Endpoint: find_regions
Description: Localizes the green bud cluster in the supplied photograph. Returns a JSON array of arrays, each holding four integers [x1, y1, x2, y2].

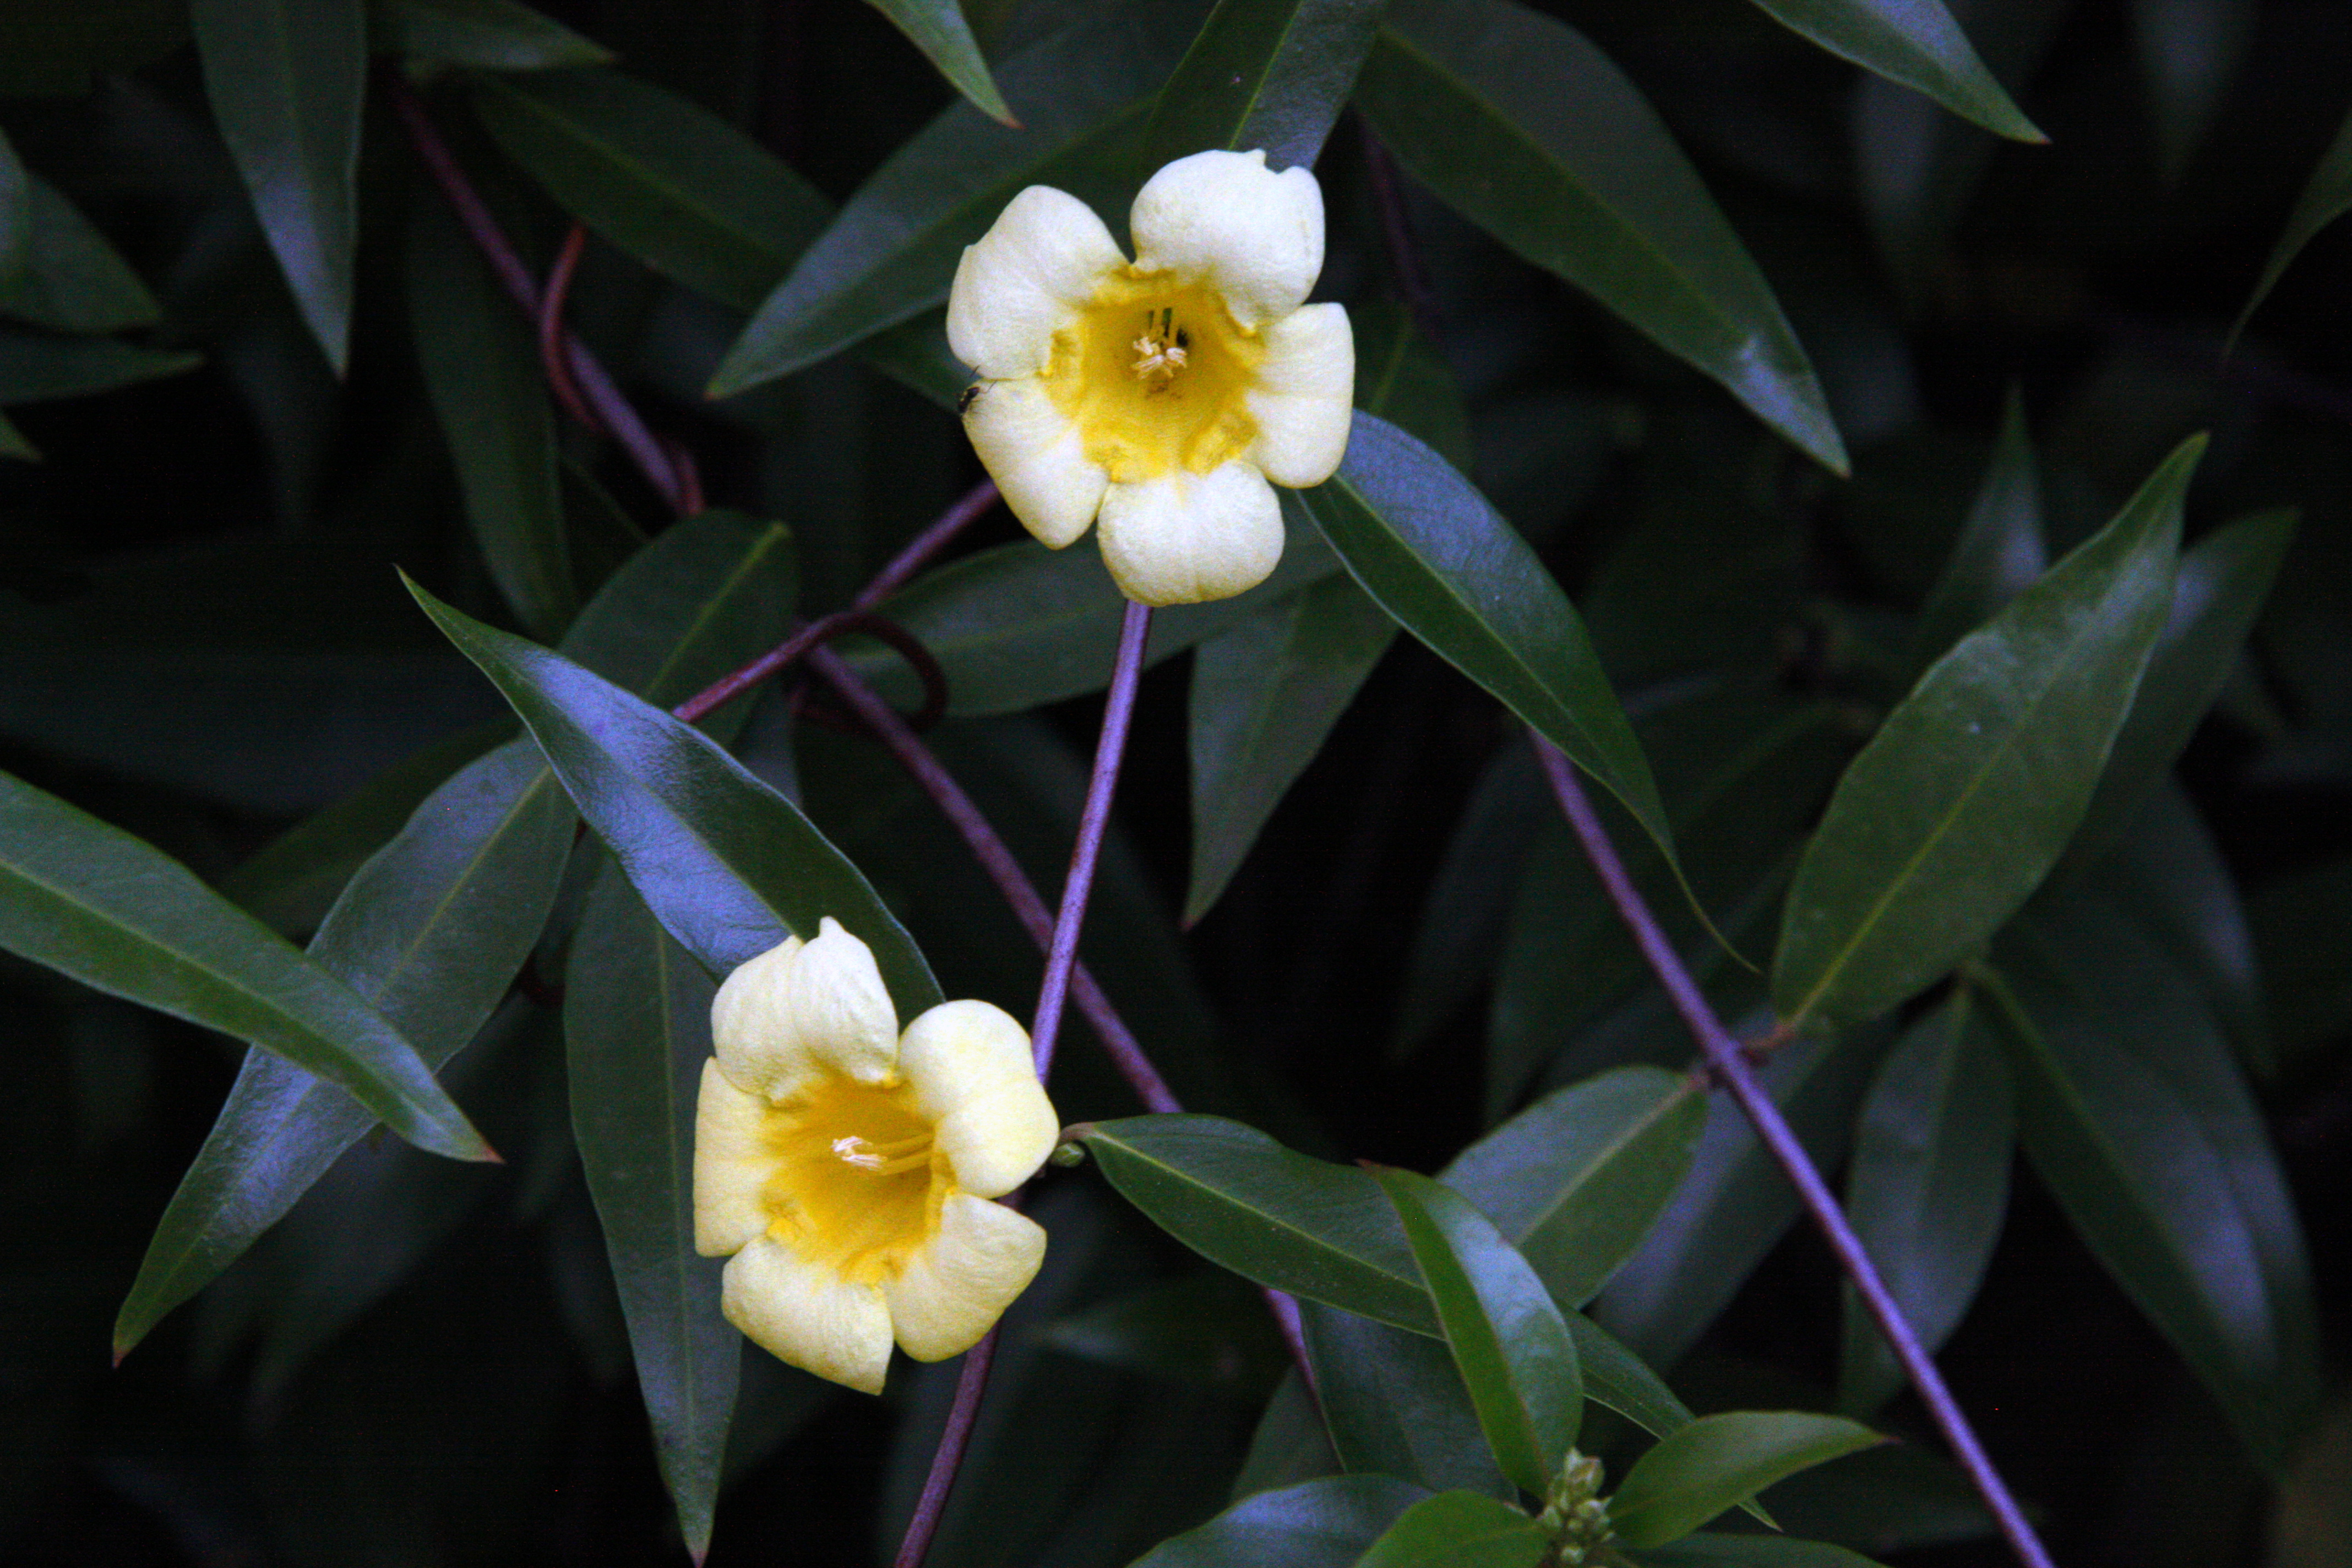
[[1535, 1450, 1615, 1567]]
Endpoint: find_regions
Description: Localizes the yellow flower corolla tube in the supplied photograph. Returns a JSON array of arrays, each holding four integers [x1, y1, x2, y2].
[[693, 918, 1057, 1393], [948, 148, 1354, 607]]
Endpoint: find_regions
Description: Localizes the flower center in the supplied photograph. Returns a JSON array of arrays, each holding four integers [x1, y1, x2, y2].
[[761, 1074, 945, 1281], [1042, 270, 1264, 483]]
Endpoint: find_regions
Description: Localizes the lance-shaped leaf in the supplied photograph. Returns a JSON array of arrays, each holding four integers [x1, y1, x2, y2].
[[0, 769, 491, 1167], [0, 326, 198, 403], [1742, 0, 2040, 142], [1143, 0, 1386, 173], [1569, 1313, 1703, 1447], [1773, 435, 2199, 1027], [1907, 388, 2045, 673], [1988, 894, 2320, 1475], [567, 869, 739, 1561], [1299, 1299, 1512, 1499], [867, 0, 1014, 124], [1608, 1412, 1884, 1548], [1630, 1533, 1891, 1567], [190, 0, 364, 372], [1079, 1115, 1437, 1335], [0, 172, 163, 334], [708, 0, 1194, 394], [840, 510, 1342, 716], [2067, 507, 2296, 865], [1299, 412, 1671, 860], [2236, 104, 2352, 337], [407, 192, 575, 639], [1357, 0, 1846, 473], [1836, 989, 2013, 1415], [1443, 1066, 1707, 1311], [1376, 1168, 1583, 1498], [119, 514, 793, 1359], [377, 0, 613, 72], [408, 578, 942, 1015], [1131, 1474, 1429, 1567], [1186, 574, 1394, 922], [1354, 1490, 1552, 1568], [471, 67, 831, 314], [112, 739, 571, 1355]]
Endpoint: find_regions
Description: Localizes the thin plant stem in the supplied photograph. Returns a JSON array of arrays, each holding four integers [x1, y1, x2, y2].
[[803, 642, 1181, 1114], [1531, 736, 2056, 1568], [854, 479, 1000, 610], [1031, 601, 1152, 1081], [890, 1317, 1000, 1568]]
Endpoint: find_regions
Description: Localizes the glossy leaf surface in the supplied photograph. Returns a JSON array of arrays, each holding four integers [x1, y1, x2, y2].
[[2238, 104, 2352, 335], [1632, 1534, 1890, 1568], [567, 869, 739, 1559], [866, 0, 1015, 124], [0, 173, 162, 333], [1081, 1115, 1436, 1335], [1378, 1167, 1583, 1497], [1907, 388, 2045, 672], [190, 0, 364, 371], [0, 767, 490, 1166], [410, 579, 943, 1015], [1609, 1412, 1883, 1548], [1744, 0, 2040, 141], [1128, 1473, 1429, 1567], [377, 0, 612, 70], [1300, 412, 1670, 858], [1143, 0, 1385, 172], [1298, 1299, 1512, 1499], [1357, 0, 1846, 472], [1185, 573, 1394, 922], [1774, 435, 2198, 1026], [1354, 1490, 1550, 1568]]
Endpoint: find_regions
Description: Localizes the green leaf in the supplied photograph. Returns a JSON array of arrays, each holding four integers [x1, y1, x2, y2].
[[1143, 0, 1386, 172], [406, 192, 576, 639], [1907, 387, 2045, 673], [1773, 434, 2199, 1026], [1741, 0, 2041, 141], [1569, 1312, 1702, 1446], [1133, 1474, 1429, 1567], [0, 173, 164, 333], [407, 577, 944, 1015], [567, 869, 739, 1560], [190, 0, 365, 372], [112, 738, 572, 1355], [2067, 507, 2296, 865], [377, 0, 613, 72], [839, 509, 1342, 716], [1988, 892, 2321, 1474], [1835, 989, 2013, 1415], [866, 0, 1015, 124], [1079, 1115, 1437, 1335], [1631, 1534, 1890, 1568], [471, 67, 832, 314], [1353, 1490, 1551, 1568], [1185, 574, 1394, 922], [1443, 1066, 1708, 1310], [119, 516, 795, 1356], [1298, 1299, 1512, 1499], [0, 767, 492, 1166], [1299, 412, 1671, 859], [708, 0, 1193, 394], [1357, 0, 1847, 473], [1608, 1412, 1884, 1549], [0, 325, 198, 403], [1596, 1030, 1882, 1369], [2236, 104, 2352, 336], [1353, 302, 1474, 472], [1376, 1168, 1583, 1498], [2130, 0, 2252, 179]]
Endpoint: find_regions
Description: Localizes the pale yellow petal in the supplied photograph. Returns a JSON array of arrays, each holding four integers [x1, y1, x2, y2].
[[1096, 462, 1283, 606], [884, 1194, 1048, 1362], [711, 918, 899, 1099], [1129, 149, 1324, 331], [947, 186, 1126, 380], [897, 999, 1057, 1199], [1246, 302, 1354, 486], [693, 1059, 772, 1256], [963, 377, 1109, 548], [722, 1236, 895, 1394]]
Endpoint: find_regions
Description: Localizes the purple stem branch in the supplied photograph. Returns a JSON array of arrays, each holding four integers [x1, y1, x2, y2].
[[855, 479, 1001, 610], [889, 1322, 999, 1568], [1531, 736, 2055, 1568], [1031, 601, 1152, 1082]]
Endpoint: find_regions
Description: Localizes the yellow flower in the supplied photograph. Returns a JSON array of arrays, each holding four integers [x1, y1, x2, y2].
[[948, 148, 1354, 607], [693, 918, 1057, 1394]]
